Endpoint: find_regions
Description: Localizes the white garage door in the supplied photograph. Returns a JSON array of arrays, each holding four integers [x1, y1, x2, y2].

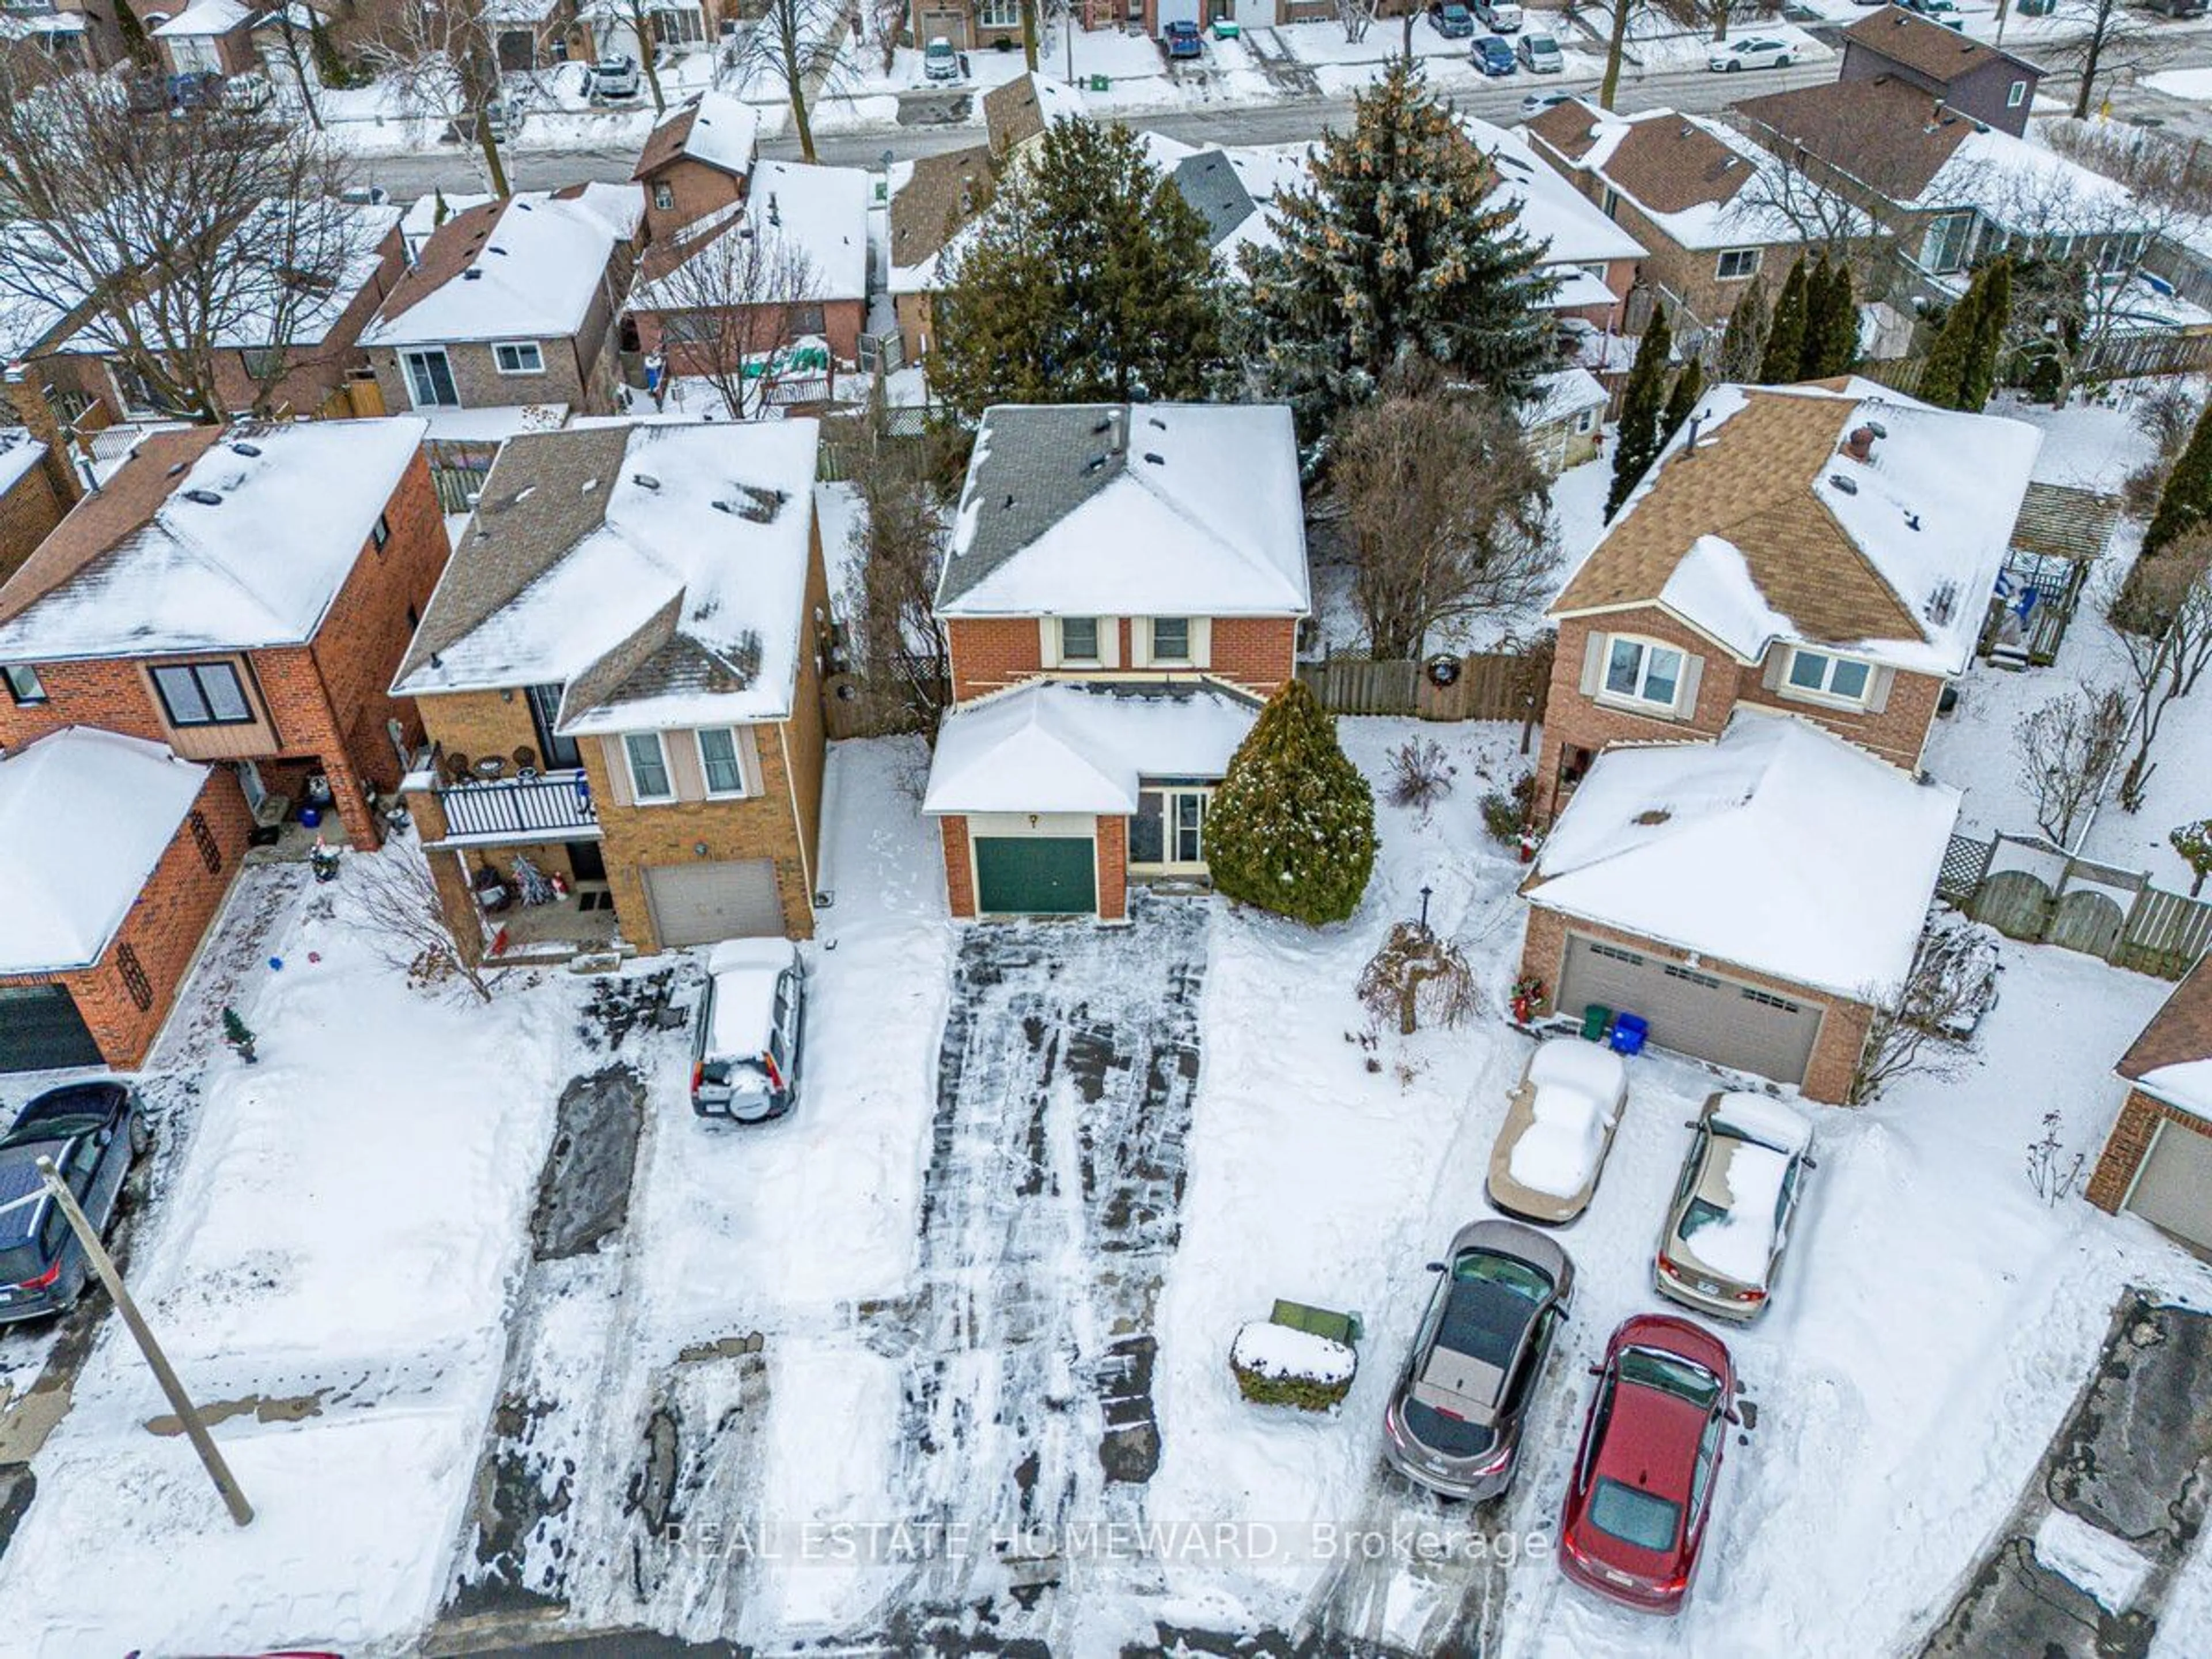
[[2126, 1118, 2212, 1251], [645, 859, 785, 947], [1555, 933, 1825, 1088]]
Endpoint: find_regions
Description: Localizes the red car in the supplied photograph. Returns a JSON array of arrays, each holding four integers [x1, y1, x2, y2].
[[1558, 1313, 1738, 1614]]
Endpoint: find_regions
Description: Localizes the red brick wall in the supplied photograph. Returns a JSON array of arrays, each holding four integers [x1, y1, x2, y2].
[[0, 463, 65, 586], [940, 813, 976, 919], [946, 618, 1044, 700], [1211, 616, 1298, 696], [635, 295, 865, 380], [945, 614, 1300, 701], [641, 156, 747, 244], [1517, 903, 1874, 1105], [2086, 1086, 2209, 1213], [1097, 813, 1127, 922]]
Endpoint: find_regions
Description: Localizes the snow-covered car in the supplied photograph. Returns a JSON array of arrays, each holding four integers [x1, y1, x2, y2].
[[1486, 1039, 1630, 1226], [923, 35, 961, 81], [1473, 34, 1517, 75], [1708, 35, 1795, 71], [1382, 1219, 1574, 1502], [691, 940, 806, 1123], [1521, 89, 1574, 118], [1163, 18, 1203, 59], [590, 54, 642, 100], [1475, 0, 1522, 31], [1654, 1093, 1815, 1322], [223, 71, 274, 111], [1430, 2, 1476, 37], [0, 1082, 149, 1324], [1517, 32, 1563, 72]]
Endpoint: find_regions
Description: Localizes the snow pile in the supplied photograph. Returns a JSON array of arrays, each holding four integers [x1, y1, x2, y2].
[[2141, 1059, 2212, 1121], [1660, 535, 1799, 661], [1683, 1141, 1793, 1283], [2033, 1509, 2152, 1613], [1232, 1321, 1358, 1385]]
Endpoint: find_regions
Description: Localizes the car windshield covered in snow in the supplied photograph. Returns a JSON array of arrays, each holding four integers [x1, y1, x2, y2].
[[1620, 1344, 1722, 1408], [1589, 1476, 1683, 1552]]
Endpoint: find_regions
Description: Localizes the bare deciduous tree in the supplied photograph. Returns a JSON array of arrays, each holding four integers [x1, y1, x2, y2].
[[1332, 382, 1558, 660], [1358, 921, 1479, 1036], [2013, 682, 2129, 848], [638, 211, 820, 419], [2103, 537, 2212, 810], [0, 67, 364, 422], [724, 0, 849, 165], [1849, 921, 2002, 1105], [840, 382, 952, 735], [868, 0, 907, 74], [1338, 0, 1378, 45], [260, 7, 326, 129], [349, 838, 495, 1003], [2044, 0, 2171, 123], [615, 0, 671, 112], [364, 0, 513, 196]]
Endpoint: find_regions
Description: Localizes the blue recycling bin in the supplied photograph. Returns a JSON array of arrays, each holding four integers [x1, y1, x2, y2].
[[1608, 1012, 1649, 1056]]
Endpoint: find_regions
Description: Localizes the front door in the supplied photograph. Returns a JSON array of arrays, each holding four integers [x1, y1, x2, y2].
[[1130, 785, 1211, 874], [401, 348, 460, 409], [565, 839, 607, 882], [526, 683, 581, 770]]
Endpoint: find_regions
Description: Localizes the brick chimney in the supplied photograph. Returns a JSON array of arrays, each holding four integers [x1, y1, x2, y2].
[[1841, 425, 1877, 464], [3, 361, 86, 507]]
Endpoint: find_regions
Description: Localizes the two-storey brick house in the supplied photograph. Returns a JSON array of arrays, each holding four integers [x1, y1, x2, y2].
[[1838, 6, 2041, 139], [924, 403, 1310, 921], [632, 89, 760, 244], [1516, 379, 2043, 1101], [390, 419, 830, 957]]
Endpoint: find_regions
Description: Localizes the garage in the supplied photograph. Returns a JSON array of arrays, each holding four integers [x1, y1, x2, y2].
[[0, 983, 104, 1074], [1555, 933, 1825, 1088], [974, 836, 1096, 916], [2124, 1116, 2212, 1251], [644, 858, 786, 948]]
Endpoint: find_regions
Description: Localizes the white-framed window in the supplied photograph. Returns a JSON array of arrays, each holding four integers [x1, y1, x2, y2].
[[1600, 637, 1685, 711], [2008, 79, 2027, 109], [1782, 646, 1873, 706], [400, 347, 459, 408], [1058, 616, 1101, 664], [695, 727, 748, 797], [1149, 617, 1192, 664], [1715, 248, 1761, 281], [493, 340, 545, 376], [978, 0, 1020, 25], [3, 664, 45, 705], [1921, 210, 1978, 276], [1574, 408, 1596, 434], [623, 732, 674, 801], [652, 181, 676, 211]]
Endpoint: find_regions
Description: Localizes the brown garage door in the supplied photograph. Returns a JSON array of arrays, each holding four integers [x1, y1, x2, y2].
[[2126, 1117, 2212, 1251], [1555, 933, 1825, 1088], [643, 859, 786, 948]]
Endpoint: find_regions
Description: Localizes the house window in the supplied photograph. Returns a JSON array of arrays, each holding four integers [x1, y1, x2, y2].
[[696, 728, 748, 797], [151, 661, 253, 727], [1921, 211, 1978, 276], [527, 683, 581, 770], [493, 340, 545, 376], [1131, 786, 1210, 867], [2008, 79, 2027, 109], [400, 347, 460, 408], [240, 346, 283, 381], [1150, 617, 1191, 663], [1600, 637, 1684, 711], [623, 732, 674, 801], [1058, 616, 1101, 664], [372, 512, 392, 551], [653, 181, 676, 211], [660, 311, 720, 345], [1715, 248, 1761, 281], [791, 303, 825, 335], [978, 0, 1020, 25], [1601, 187, 1620, 219], [1783, 647, 1873, 706], [1573, 409, 1596, 434], [3, 664, 45, 704]]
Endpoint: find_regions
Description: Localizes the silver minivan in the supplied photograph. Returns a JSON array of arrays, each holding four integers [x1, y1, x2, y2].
[[1477, 0, 1522, 31], [691, 940, 805, 1123]]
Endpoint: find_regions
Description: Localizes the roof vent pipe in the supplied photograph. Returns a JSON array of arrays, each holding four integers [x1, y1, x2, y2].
[[1842, 425, 1877, 464]]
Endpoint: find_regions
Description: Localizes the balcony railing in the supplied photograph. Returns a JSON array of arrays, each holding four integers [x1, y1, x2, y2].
[[435, 770, 597, 839]]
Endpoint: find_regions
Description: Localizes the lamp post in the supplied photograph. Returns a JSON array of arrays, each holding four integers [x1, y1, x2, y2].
[[1418, 884, 1434, 939]]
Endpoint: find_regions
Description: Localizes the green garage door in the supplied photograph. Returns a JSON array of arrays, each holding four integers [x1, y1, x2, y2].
[[0, 983, 103, 1074], [974, 836, 1096, 915]]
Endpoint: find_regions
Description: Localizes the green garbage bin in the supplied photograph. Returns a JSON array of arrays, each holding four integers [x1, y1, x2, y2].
[[1212, 18, 1240, 37], [1089, 73, 1111, 92], [1581, 1003, 1613, 1043]]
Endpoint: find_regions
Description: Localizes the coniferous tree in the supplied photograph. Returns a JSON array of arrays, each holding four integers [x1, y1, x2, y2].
[[2146, 392, 2212, 556], [1661, 357, 1705, 445], [1915, 275, 1984, 411], [1960, 257, 2012, 412], [1606, 312, 1672, 521], [933, 120, 1228, 419], [1801, 258, 1858, 379], [1206, 681, 1377, 927], [1243, 59, 1554, 442], [115, 0, 156, 67], [1796, 255, 1835, 380], [1758, 256, 1809, 384], [1716, 276, 1768, 384]]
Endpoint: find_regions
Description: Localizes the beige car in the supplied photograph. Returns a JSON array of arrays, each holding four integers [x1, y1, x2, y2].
[[1654, 1092, 1816, 1322], [1486, 1039, 1630, 1225]]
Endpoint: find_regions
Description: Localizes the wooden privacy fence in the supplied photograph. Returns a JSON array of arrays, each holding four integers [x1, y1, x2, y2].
[[425, 438, 497, 515], [1297, 648, 1546, 723], [1940, 830, 2212, 979]]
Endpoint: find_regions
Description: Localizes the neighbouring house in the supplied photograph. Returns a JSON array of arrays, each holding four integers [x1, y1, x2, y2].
[[886, 143, 994, 365], [149, 0, 261, 76], [0, 428, 70, 585], [0, 727, 256, 1073], [1839, 6, 2042, 140], [0, 416, 444, 855], [1166, 143, 1311, 269], [0, 6, 92, 66], [925, 402, 1309, 922], [2088, 955, 2212, 1252], [1519, 366, 1610, 476], [581, 0, 709, 67], [911, 0, 1027, 52], [484, 0, 583, 70], [361, 183, 644, 426], [1471, 116, 1649, 334], [627, 158, 872, 394], [1518, 709, 1961, 1104], [631, 89, 761, 244], [1524, 99, 1872, 355], [389, 419, 831, 957], [982, 72, 1082, 166]]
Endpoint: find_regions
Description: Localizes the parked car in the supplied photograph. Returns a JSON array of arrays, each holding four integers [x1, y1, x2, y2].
[[923, 35, 961, 81], [1521, 89, 1575, 118], [590, 54, 642, 99], [1559, 1314, 1739, 1613], [1709, 35, 1794, 71], [223, 71, 274, 111], [1655, 1092, 1815, 1321], [1475, 0, 1523, 30], [1430, 2, 1476, 37], [691, 940, 806, 1123], [1473, 35, 1517, 75], [1382, 1219, 1575, 1502], [1899, 0, 1963, 16], [1163, 18, 1203, 59], [1487, 1039, 1629, 1225], [1517, 32, 1563, 72], [0, 1082, 150, 1324], [340, 184, 392, 207]]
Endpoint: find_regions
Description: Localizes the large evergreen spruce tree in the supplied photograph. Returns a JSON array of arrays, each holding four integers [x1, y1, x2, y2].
[[1206, 681, 1377, 927], [1758, 257, 1809, 384], [1800, 257, 1857, 380], [1243, 59, 1554, 441], [2147, 391, 2212, 556], [1960, 257, 2012, 412], [933, 120, 1228, 419], [1716, 276, 1768, 383], [1605, 312, 1672, 521]]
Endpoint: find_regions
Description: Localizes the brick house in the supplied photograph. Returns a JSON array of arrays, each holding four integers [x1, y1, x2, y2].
[[0, 429, 69, 587], [925, 403, 1309, 922], [1517, 378, 2044, 1101], [389, 419, 830, 956], [0, 416, 444, 854], [361, 183, 645, 425], [1524, 99, 1870, 354], [2086, 956, 2212, 1252], [632, 89, 760, 244], [0, 727, 256, 1072], [147, 0, 262, 76], [1839, 6, 2042, 140]]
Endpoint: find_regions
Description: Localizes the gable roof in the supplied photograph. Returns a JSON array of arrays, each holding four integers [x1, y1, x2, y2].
[[888, 144, 994, 290], [2119, 956, 2212, 1119], [633, 160, 870, 305], [632, 90, 761, 183], [984, 73, 1084, 158], [1842, 6, 2039, 86], [0, 416, 427, 661], [1173, 150, 1264, 249], [1468, 116, 1646, 269], [1528, 711, 1961, 999], [1554, 380, 2041, 674], [391, 419, 821, 731], [938, 403, 1309, 619]]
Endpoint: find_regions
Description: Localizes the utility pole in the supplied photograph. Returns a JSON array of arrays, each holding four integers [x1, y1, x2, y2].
[[34, 1157, 253, 1528]]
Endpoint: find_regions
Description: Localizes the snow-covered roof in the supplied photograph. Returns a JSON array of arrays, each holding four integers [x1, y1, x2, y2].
[[632, 90, 761, 183], [363, 184, 644, 348], [1169, 144, 1313, 263], [923, 680, 1259, 815], [632, 160, 870, 308], [0, 417, 428, 661], [2117, 953, 2212, 1120], [153, 0, 254, 35], [1521, 366, 1608, 430], [0, 729, 210, 975], [1543, 267, 1620, 312], [0, 430, 47, 498], [391, 419, 822, 732], [1465, 116, 1646, 268], [2139, 1061, 2212, 1122], [940, 403, 1310, 618], [1528, 711, 1961, 1000], [1555, 378, 2043, 675]]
